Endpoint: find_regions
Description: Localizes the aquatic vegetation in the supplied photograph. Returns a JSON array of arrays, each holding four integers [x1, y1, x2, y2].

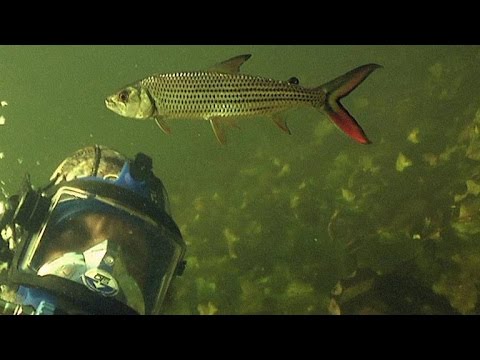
[[396, 152, 413, 172], [197, 301, 218, 315], [407, 127, 420, 144], [432, 256, 478, 314]]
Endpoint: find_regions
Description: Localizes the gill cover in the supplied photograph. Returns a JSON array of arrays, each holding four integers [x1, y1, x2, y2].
[[105, 84, 155, 119]]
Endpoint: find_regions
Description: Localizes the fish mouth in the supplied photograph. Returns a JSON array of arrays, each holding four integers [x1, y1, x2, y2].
[[105, 97, 115, 110]]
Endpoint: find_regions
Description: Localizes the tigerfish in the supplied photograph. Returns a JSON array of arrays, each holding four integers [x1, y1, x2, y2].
[[105, 54, 381, 144]]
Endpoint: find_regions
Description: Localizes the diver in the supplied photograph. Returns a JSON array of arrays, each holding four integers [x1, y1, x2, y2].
[[0, 145, 186, 315]]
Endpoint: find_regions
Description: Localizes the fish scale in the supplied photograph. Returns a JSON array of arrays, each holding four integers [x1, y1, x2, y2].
[[141, 72, 320, 119]]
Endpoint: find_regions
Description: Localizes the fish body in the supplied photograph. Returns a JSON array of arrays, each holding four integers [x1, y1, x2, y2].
[[105, 54, 381, 144], [140, 71, 324, 120]]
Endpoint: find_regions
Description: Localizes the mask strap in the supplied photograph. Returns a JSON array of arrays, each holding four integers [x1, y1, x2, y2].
[[92, 144, 102, 177]]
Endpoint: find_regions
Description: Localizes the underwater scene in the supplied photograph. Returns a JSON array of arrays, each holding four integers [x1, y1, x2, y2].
[[1, 45, 479, 314]]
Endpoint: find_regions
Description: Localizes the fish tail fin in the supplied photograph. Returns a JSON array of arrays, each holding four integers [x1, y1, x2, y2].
[[318, 64, 382, 144]]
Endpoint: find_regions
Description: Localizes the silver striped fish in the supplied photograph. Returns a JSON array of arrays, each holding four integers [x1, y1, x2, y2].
[[105, 54, 381, 144]]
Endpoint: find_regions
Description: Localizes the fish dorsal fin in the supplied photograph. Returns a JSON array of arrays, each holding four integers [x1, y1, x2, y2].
[[208, 54, 252, 74]]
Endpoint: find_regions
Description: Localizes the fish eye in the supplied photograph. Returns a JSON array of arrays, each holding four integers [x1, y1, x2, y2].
[[119, 90, 129, 102]]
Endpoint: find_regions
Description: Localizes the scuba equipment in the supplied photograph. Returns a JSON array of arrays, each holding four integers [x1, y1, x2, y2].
[[0, 145, 186, 315]]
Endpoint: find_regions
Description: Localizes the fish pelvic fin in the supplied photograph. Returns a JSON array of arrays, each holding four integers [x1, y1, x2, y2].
[[209, 117, 228, 145], [318, 64, 382, 145]]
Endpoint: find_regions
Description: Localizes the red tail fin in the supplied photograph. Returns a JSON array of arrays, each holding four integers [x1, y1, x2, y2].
[[320, 64, 382, 144]]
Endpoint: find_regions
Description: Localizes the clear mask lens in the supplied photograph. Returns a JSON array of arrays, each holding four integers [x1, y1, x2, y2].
[[18, 187, 183, 314]]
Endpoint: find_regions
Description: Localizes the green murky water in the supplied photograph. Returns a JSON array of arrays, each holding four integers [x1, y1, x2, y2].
[[1, 45, 479, 314]]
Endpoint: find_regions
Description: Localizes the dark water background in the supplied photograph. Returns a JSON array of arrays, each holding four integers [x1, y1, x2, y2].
[[1, 45, 479, 314]]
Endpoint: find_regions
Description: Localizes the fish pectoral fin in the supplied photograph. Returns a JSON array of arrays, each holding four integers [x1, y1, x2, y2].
[[207, 54, 252, 74], [209, 117, 228, 145], [154, 116, 171, 134], [271, 114, 291, 135]]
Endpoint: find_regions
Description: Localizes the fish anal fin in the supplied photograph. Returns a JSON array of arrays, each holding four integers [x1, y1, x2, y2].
[[209, 117, 228, 145], [224, 118, 241, 130], [208, 54, 252, 74], [272, 114, 291, 135], [154, 116, 171, 134]]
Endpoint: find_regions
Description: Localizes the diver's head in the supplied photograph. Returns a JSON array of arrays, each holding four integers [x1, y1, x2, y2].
[[0, 145, 185, 315], [105, 84, 155, 119]]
